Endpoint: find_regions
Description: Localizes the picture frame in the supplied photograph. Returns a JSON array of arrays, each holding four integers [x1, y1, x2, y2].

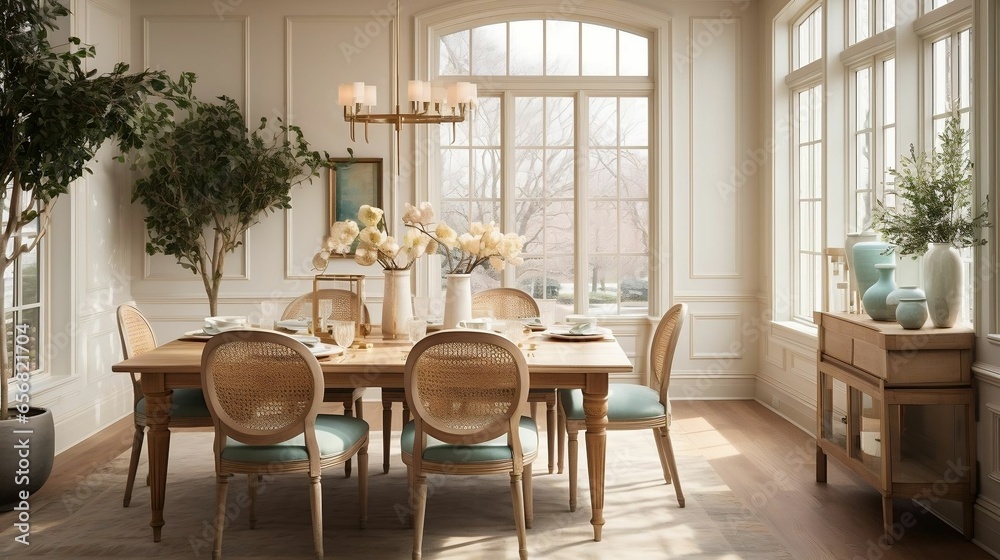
[[328, 157, 383, 254]]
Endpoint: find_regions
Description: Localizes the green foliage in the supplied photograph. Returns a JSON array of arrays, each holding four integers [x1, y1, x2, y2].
[[131, 94, 328, 314], [871, 113, 990, 257], [0, 0, 186, 418]]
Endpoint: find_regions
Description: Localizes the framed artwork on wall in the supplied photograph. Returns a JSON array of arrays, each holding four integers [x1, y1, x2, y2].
[[328, 157, 383, 254]]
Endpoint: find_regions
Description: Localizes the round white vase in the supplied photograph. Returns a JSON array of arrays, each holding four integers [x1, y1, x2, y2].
[[923, 243, 963, 328], [381, 269, 413, 339], [443, 273, 472, 329]]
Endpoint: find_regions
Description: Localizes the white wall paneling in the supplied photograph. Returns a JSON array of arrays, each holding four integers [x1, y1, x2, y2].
[[689, 16, 741, 279], [284, 15, 394, 280], [140, 15, 250, 281]]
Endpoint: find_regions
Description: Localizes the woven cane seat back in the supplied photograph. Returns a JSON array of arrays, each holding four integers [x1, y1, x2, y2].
[[471, 288, 540, 320], [405, 331, 529, 445], [282, 289, 370, 324], [202, 331, 322, 445], [117, 304, 157, 359], [648, 304, 686, 403]]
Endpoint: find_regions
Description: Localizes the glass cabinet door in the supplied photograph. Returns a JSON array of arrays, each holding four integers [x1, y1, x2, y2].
[[820, 371, 848, 454], [850, 386, 882, 478], [889, 402, 972, 485]]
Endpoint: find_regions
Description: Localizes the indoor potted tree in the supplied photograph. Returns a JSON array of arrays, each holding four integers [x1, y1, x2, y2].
[[871, 112, 990, 327], [131, 94, 327, 315], [0, 0, 187, 509]]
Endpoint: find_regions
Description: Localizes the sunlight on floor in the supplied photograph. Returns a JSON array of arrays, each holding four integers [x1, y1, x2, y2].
[[674, 416, 741, 459]]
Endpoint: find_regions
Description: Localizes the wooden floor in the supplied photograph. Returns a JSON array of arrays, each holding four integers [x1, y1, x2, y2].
[[8, 399, 992, 559]]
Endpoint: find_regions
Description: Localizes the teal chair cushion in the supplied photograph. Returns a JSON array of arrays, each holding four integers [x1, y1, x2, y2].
[[221, 414, 369, 463], [558, 384, 665, 421], [401, 417, 538, 463], [136, 388, 210, 418]]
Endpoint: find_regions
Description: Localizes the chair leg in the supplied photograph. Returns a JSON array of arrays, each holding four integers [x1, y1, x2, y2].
[[523, 463, 534, 529], [343, 398, 354, 479], [359, 442, 369, 529], [659, 425, 685, 508], [248, 474, 258, 529], [509, 471, 528, 560], [123, 424, 144, 507], [652, 427, 672, 484], [309, 474, 323, 560], [546, 394, 556, 474], [213, 474, 230, 560], [568, 424, 579, 512], [557, 404, 566, 475], [530, 401, 539, 422], [412, 473, 428, 560], [383, 400, 393, 474]]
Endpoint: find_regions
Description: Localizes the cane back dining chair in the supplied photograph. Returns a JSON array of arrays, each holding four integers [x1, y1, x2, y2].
[[402, 330, 537, 560], [382, 287, 556, 474], [201, 330, 369, 560], [283, 289, 369, 477], [117, 303, 213, 508], [557, 303, 687, 511]]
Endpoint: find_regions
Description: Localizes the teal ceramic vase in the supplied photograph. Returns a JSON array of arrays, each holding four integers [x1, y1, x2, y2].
[[851, 242, 895, 310], [885, 286, 925, 320], [862, 263, 897, 321], [896, 297, 929, 329]]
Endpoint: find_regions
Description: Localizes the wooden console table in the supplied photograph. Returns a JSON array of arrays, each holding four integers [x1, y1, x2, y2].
[[814, 312, 976, 538]]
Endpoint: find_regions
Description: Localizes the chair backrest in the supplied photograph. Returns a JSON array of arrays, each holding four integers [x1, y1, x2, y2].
[[117, 304, 158, 406], [471, 288, 540, 320], [648, 303, 687, 404], [282, 288, 371, 324], [404, 330, 529, 447], [201, 330, 322, 447]]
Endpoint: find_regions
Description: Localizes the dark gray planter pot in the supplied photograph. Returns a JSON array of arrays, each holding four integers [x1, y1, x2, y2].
[[0, 407, 55, 511]]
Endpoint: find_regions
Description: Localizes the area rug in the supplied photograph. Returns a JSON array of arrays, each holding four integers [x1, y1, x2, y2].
[[0, 426, 792, 559]]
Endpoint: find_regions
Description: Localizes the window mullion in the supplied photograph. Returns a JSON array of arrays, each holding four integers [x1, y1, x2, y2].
[[500, 91, 516, 287], [575, 90, 588, 314]]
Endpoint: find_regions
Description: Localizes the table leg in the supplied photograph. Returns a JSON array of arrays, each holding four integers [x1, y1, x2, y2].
[[144, 389, 173, 542], [582, 384, 608, 542]]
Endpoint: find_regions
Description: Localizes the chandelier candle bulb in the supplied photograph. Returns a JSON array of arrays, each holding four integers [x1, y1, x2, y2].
[[364, 85, 376, 107], [351, 81, 365, 103], [407, 80, 423, 102], [338, 84, 354, 107]]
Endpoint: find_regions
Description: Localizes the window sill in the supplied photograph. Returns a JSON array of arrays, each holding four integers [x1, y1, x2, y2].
[[770, 320, 819, 351]]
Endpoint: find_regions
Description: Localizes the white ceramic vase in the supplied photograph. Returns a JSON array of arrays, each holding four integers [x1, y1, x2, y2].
[[443, 273, 472, 329], [922, 243, 963, 328], [381, 269, 413, 339]]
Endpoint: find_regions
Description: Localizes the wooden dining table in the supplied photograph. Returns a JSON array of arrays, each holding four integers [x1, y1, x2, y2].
[[111, 330, 634, 543]]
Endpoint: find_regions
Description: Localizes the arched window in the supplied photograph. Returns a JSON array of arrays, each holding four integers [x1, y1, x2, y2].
[[418, 8, 659, 317]]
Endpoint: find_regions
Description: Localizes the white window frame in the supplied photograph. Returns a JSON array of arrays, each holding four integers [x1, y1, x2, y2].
[[413, 1, 669, 319]]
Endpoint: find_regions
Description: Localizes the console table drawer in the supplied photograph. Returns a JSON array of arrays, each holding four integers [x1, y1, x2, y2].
[[817, 312, 973, 386]]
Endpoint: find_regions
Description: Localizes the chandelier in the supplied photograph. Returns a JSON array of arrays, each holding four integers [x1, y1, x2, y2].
[[338, 2, 477, 144]]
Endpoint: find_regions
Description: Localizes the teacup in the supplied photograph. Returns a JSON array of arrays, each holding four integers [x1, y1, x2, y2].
[[457, 318, 493, 330]]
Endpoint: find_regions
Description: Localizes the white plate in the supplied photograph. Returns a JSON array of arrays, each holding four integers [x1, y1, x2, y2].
[[542, 326, 611, 342], [309, 343, 344, 358], [276, 319, 310, 332], [289, 334, 321, 347], [182, 329, 214, 340]]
